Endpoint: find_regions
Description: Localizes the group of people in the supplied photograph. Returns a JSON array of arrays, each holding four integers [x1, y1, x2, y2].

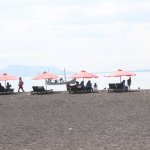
[[0, 77, 25, 93], [1, 76, 132, 93], [120, 77, 132, 91], [70, 80, 98, 93], [0, 82, 12, 92]]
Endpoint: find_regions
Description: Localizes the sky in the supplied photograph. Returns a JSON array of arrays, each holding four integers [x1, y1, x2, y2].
[[0, 0, 150, 72]]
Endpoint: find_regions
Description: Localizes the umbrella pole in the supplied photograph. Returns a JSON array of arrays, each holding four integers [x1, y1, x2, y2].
[[45, 79, 47, 90], [64, 68, 67, 82], [5, 80, 6, 88]]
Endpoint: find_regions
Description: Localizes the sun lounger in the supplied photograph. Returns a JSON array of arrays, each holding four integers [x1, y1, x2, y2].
[[31, 86, 53, 94], [0, 87, 6, 94], [5, 88, 14, 94], [70, 86, 84, 93], [108, 83, 117, 92], [0, 88, 14, 95], [108, 83, 128, 92], [31, 86, 38, 94], [116, 83, 124, 91], [116, 83, 128, 92], [66, 84, 84, 94]]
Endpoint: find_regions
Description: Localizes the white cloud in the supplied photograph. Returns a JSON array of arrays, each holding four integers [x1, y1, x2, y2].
[[84, 0, 150, 18], [0, 0, 150, 71]]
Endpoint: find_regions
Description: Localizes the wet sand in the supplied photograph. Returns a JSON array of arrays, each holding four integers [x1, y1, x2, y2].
[[0, 90, 150, 150]]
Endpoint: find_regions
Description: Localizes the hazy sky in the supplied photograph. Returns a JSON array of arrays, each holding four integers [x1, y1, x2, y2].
[[0, 0, 150, 72]]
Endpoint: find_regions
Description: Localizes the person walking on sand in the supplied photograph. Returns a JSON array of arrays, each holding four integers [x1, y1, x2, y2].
[[127, 77, 131, 90], [18, 77, 25, 92]]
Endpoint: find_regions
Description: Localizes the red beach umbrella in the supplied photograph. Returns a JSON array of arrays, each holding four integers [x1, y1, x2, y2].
[[70, 70, 98, 80], [32, 71, 59, 89], [106, 69, 136, 82], [32, 71, 59, 80], [0, 73, 18, 87]]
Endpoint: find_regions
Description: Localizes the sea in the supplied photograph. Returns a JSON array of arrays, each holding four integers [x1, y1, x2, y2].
[[2, 71, 150, 92]]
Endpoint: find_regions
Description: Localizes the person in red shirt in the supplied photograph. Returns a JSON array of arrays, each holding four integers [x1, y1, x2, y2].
[[18, 77, 25, 92]]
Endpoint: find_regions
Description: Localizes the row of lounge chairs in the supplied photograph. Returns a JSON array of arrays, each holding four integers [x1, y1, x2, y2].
[[0, 86, 53, 95], [0, 84, 130, 95]]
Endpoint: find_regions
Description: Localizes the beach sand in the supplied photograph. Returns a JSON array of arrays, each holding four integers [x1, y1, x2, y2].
[[0, 90, 150, 150]]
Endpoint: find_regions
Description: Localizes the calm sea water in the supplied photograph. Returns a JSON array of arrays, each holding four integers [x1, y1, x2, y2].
[[3, 72, 150, 92]]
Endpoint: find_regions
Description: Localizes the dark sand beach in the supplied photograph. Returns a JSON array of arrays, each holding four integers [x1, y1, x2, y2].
[[0, 90, 150, 150]]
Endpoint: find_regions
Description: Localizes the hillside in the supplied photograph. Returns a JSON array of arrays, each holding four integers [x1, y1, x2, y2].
[[0, 65, 73, 77]]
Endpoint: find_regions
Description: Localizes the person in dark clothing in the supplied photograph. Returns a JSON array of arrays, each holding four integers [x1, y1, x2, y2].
[[6, 82, 11, 91], [86, 80, 93, 92], [79, 81, 85, 91], [120, 80, 126, 91], [0, 83, 5, 91], [75, 81, 79, 87], [127, 77, 131, 90]]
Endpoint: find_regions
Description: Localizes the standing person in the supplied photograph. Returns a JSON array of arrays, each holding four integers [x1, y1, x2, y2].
[[18, 77, 25, 92], [127, 77, 131, 90]]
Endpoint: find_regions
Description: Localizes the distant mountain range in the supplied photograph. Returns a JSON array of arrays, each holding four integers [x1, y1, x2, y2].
[[0, 65, 73, 77], [130, 69, 150, 72], [95, 69, 150, 74], [0, 65, 150, 77]]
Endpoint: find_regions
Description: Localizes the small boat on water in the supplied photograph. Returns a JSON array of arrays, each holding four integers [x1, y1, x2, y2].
[[46, 78, 76, 85], [46, 68, 76, 85]]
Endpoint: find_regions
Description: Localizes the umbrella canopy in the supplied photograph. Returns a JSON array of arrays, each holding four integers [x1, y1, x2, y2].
[[0, 73, 18, 81], [32, 71, 59, 80], [0, 73, 18, 87], [70, 70, 99, 79], [32, 71, 59, 89], [106, 69, 136, 82]]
